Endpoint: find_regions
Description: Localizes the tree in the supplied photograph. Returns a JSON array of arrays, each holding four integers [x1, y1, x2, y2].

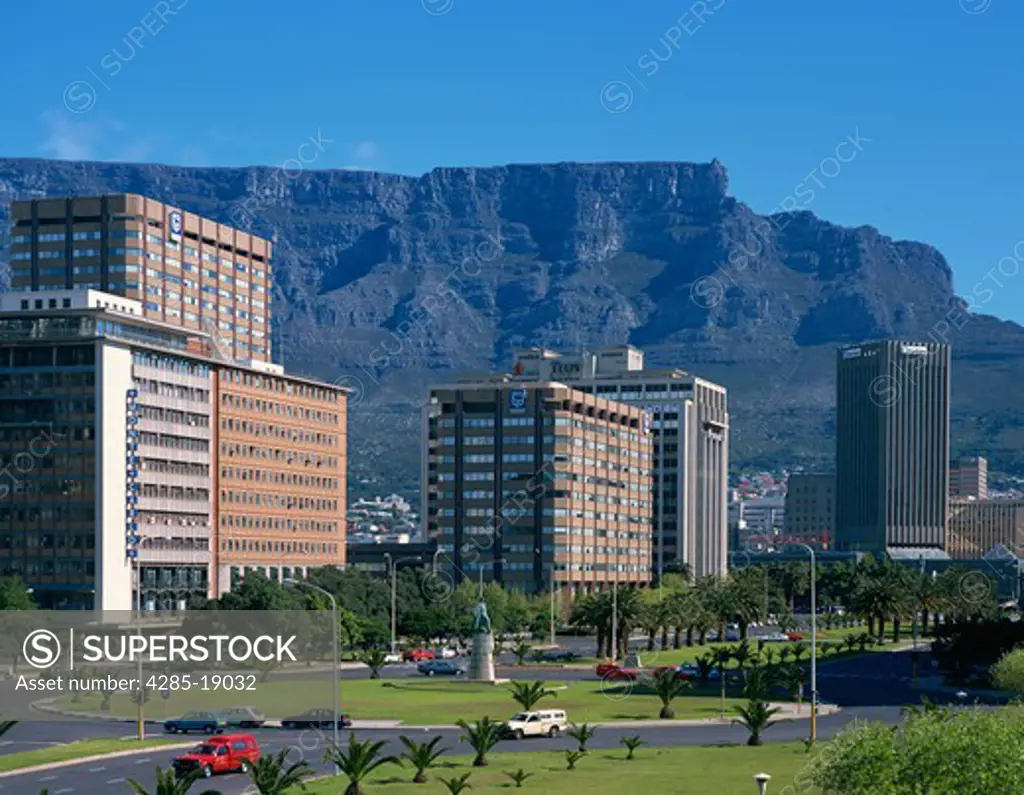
[[0, 577, 36, 610], [439, 773, 473, 794], [509, 680, 557, 713], [693, 653, 715, 686], [646, 668, 690, 719], [567, 722, 596, 752], [564, 750, 585, 770], [732, 700, 781, 746], [503, 769, 533, 788], [742, 663, 777, 701], [569, 595, 606, 658], [398, 735, 448, 784], [456, 717, 502, 767], [247, 749, 313, 794], [713, 647, 732, 715], [620, 734, 646, 760], [322, 733, 401, 795], [781, 663, 805, 710], [991, 648, 1024, 692], [510, 641, 532, 666], [127, 767, 220, 795], [358, 650, 389, 680]]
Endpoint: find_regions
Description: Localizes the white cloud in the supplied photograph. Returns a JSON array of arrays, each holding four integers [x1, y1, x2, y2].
[[39, 111, 99, 160]]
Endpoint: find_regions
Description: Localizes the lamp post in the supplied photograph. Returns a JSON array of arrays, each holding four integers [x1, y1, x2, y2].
[[789, 542, 817, 744], [611, 576, 619, 661], [549, 564, 557, 647], [754, 772, 771, 795], [285, 577, 340, 772], [383, 554, 397, 654], [912, 555, 925, 683]]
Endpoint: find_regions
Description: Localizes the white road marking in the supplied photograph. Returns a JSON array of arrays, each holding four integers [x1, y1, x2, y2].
[[87, 766, 106, 773], [38, 775, 58, 782], [106, 778, 126, 785], [134, 758, 151, 764], [54, 788, 75, 794]]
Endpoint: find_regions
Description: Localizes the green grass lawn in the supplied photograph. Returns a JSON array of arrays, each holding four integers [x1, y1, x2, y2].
[[0, 739, 184, 773], [55, 678, 752, 725], [304, 743, 820, 795]]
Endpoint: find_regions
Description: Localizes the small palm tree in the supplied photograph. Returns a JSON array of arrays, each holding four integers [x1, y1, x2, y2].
[[731, 640, 754, 675], [732, 700, 782, 746], [503, 769, 533, 788], [778, 646, 792, 663], [567, 722, 596, 752], [693, 653, 715, 685], [248, 749, 314, 794], [439, 773, 473, 794], [791, 643, 808, 663], [456, 717, 502, 767], [358, 649, 389, 680], [127, 766, 220, 795], [620, 734, 646, 760], [509, 680, 557, 712], [646, 668, 690, 719], [322, 732, 401, 795], [564, 750, 585, 770], [855, 633, 873, 653], [398, 735, 448, 784], [781, 663, 804, 710], [843, 635, 859, 654], [742, 664, 777, 701], [511, 641, 532, 665]]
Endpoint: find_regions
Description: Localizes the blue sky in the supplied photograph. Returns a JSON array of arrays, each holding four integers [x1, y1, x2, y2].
[[3, 0, 1023, 322]]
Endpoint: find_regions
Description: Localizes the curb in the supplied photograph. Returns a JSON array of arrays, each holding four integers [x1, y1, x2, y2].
[[0, 742, 195, 780]]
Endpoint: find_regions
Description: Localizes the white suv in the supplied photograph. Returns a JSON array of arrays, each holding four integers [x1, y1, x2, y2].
[[503, 710, 568, 739]]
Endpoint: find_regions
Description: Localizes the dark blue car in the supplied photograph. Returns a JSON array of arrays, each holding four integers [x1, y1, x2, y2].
[[418, 660, 464, 677]]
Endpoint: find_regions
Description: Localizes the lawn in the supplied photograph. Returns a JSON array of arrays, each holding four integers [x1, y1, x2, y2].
[[304, 743, 821, 795], [54, 678, 752, 725], [0, 739, 184, 773]]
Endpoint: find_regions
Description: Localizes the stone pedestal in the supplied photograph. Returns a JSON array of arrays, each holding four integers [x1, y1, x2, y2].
[[468, 632, 496, 681]]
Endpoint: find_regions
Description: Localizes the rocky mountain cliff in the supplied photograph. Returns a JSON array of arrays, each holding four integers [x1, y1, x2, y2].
[[2, 157, 1022, 492]]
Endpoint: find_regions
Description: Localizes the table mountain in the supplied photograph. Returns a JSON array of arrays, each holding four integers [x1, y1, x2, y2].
[[2, 157, 1022, 492]]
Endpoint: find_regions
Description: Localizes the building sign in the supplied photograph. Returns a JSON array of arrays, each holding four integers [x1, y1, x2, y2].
[[551, 362, 581, 376], [900, 344, 929, 355], [509, 388, 528, 413], [842, 347, 862, 359], [168, 211, 183, 239]]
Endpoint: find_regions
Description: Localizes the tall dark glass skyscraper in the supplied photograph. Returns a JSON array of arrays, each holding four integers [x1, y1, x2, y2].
[[835, 340, 950, 553]]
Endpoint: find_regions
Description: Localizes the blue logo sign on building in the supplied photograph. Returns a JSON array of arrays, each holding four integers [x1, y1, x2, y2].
[[509, 388, 528, 413], [168, 211, 183, 237]]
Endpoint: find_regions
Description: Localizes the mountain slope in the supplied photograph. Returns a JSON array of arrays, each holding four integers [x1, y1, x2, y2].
[[2, 157, 1022, 491]]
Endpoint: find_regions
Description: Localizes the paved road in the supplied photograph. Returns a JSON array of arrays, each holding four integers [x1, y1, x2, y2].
[[0, 648, 1005, 795]]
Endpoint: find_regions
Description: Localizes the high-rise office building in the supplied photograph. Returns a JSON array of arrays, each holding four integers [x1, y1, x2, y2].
[[466, 346, 728, 578], [784, 473, 835, 549], [947, 498, 1024, 559], [9, 194, 272, 362], [835, 341, 950, 553], [2, 193, 343, 611], [423, 381, 653, 596], [950, 456, 988, 500]]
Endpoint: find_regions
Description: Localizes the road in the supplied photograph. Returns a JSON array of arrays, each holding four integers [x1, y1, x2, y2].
[[0, 649, 1004, 795]]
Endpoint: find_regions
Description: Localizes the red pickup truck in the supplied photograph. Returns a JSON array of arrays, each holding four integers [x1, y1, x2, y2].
[[403, 648, 435, 662], [172, 734, 260, 779], [595, 663, 677, 681]]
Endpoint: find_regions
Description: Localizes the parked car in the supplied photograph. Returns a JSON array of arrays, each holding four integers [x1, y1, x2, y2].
[[172, 734, 260, 779], [539, 649, 577, 662], [596, 663, 675, 681], [164, 711, 227, 735], [787, 632, 805, 642], [383, 652, 403, 664], [222, 706, 266, 728], [501, 709, 569, 739], [760, 632, 791, 643], [677, 663, 721, 681], [418, 660, 464, 677], [280, 708, 352, 730], [403, 648, 435, 662], [438, 647, 459, 659]]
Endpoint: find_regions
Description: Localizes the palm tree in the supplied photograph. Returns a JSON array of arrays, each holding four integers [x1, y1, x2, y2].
[[322, 733, 401, 795], [456, 717, 502, 767], [503, 769, 533, 788], [569, 594, 605, 658], [438, 773, 473, 794], [127, 766, 221, 795], [713, 646, 732, 715], [693, 653, 715, 686], [398, 735, 448, 784], [567, 722, 596, 752], [646, 668, 690, 719], [732, 700, 782, 746], [510, 641, 532, 666], [358, 649, 389, 680], [781, 663, 805, 712], [620, 735, 646, 760], [247, 749, 314, 794], [509, 680, 557, 712], [731, 640, 754, 677], [564, 750, 585, 770], [742, 664, 777, 701]]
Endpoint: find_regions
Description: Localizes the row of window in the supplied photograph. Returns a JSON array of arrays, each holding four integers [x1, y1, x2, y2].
[[219, 466, 340, 490], [220, 392, 340, 423], [138, 405, 210, 428], [219, 515, 339, 534], [219, 490, 339, 512], [139, 484, 210, 501], [137, 432, 209, 454], [220, 418, 339, 447], [219, 442, 338, 470], [220, 538, 338, 555], [221, 371, 339, 404]]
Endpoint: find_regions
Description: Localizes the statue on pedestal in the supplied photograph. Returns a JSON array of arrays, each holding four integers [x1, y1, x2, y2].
[[468, 600, 496, 681]]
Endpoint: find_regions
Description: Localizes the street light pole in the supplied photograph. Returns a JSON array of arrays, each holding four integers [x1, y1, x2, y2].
[[611, 577, 619, 661], [549, 565, 556, 647], [285, 578, 340, 773], [791, 542, 817, 744], [383, 554, 397, 654]]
